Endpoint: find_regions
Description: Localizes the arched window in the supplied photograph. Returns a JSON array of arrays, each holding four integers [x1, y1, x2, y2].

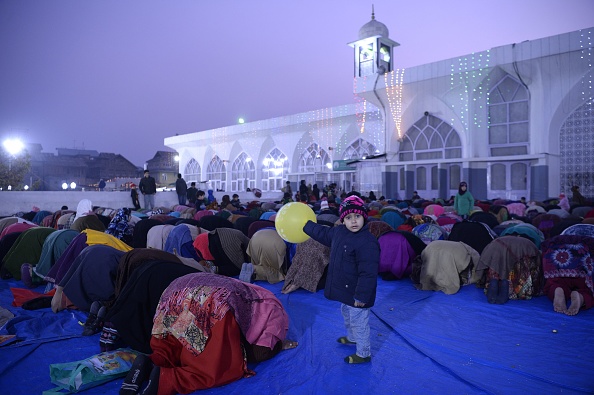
[[488, 75, 529, 156], [298, 143, 331, 173], [399, 115, 462, 161], [399, 115, 462, 196], [342, 138, 377, 160], [261, 148, 288, 191], [184, 158, 201, 183], [206, 155, 226, 192], [231, 152, 255, 192]]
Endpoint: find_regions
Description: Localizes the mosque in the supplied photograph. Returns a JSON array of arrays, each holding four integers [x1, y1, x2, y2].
[[164, 11, 594, 202]]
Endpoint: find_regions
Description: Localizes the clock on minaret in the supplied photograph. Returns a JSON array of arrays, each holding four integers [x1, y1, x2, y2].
[[348, 6, 399, 78]]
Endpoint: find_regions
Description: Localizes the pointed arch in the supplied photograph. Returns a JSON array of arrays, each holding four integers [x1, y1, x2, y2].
[[399, 114, 462, 161], [488, 74, 529, 156], [298, 143, 332, 173], [231, 152, 255, 192], [262, 148, 288, 191], [342, 138, 378, 160], [184, 158, 201, 182], [206, 155, 226, 191]]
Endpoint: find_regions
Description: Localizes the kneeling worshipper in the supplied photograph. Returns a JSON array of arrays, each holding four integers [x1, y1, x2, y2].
[[103, 260, 199, 355], [282, 237, 330, 294], [542, 234, 594, 315], [475, 236, 544, 304], [71, 199, 106, 233], [1, 227, 55, 280], [246, 228, 288, 284], [105, 207, 135, 245], [58, 245, 127, 312], [415, 240, 481, 294], [119, 272, 297, 395]]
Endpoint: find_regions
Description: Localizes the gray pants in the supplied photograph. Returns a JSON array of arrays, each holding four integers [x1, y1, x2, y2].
[[143, 194, 155, 210]]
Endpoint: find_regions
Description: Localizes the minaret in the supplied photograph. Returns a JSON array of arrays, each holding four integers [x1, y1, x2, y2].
[[348, 5, 399, 77]]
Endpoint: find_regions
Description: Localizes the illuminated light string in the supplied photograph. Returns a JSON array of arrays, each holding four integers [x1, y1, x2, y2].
[[354, 75, 369, 135], [384, 68, 405, 140], [449, 50, 491, 131], [354, 74, 384, 153], [580, 29, 593, 103], [371, 99, 382, 152], [336, 106, 345, 154]]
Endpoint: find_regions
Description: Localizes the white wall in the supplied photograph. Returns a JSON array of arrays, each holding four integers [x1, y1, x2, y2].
[[0, 190, 283, 217]]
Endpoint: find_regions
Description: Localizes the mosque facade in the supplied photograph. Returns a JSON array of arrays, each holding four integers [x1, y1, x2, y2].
[[164, 13, 593, 202]]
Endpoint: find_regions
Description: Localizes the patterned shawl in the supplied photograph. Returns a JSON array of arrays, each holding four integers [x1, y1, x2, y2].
[[282, 237, 330, 293], [105, 208, 132, 240], [542, 235, 594, 295], [152, 273, 260, 356], [561, 224, 594, 238]]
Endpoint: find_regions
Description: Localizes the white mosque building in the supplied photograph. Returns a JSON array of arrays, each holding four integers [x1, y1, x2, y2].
[[164, 11, 593, 202]]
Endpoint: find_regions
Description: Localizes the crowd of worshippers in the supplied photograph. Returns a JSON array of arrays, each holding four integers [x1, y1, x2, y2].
[[0, 182, 593, 394]]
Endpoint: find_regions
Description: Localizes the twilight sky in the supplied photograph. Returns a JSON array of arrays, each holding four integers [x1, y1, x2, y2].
[[1, 0, 593, 167]]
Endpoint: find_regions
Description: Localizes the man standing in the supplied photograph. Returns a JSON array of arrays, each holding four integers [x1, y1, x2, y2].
[[139, 170, 157, 210], [175, 173, 188, 205], [187, 182, 198, 207]]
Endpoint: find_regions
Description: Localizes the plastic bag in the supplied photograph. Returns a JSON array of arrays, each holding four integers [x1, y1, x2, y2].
[[44, 348, 141, 394]]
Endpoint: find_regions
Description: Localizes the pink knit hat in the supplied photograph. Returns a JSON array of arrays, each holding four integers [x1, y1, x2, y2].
[[339, 195, 368, 222]]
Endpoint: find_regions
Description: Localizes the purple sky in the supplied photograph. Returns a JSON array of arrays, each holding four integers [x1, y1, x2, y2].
[[1, 0, 593, 167]]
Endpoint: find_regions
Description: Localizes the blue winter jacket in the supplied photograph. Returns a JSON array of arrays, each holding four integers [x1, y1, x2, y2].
[[303, 221, 379, 307]]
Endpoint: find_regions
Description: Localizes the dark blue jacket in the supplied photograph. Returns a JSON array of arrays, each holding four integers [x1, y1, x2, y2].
[[303, 221, 379, 307]]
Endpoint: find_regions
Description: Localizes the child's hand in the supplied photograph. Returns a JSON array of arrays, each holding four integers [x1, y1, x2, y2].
[[354, 301, 366, 307]]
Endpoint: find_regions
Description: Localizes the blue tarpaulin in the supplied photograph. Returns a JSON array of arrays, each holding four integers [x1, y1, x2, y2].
[[1, 276, 593, 394]]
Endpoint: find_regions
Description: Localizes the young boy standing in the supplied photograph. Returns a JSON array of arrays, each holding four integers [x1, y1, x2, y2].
[[303, 195, 379, 363], [130, 183, 141, 211]]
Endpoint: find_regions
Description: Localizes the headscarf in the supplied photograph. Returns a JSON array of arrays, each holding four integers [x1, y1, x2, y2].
[[458, 182, 468, 195], [246, 228, 287, 284], [74, 199, 94, 220]]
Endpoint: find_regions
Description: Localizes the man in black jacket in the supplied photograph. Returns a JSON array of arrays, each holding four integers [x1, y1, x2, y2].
[[175, 173, 188, 205], [139, 170, 157, 210], [187, 182, 198, 207]]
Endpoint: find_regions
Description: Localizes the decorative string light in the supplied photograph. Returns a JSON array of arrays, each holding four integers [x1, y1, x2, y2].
[[580, 29, 593, 103], [450, 50, 491, 130], [354, 75, 369, 134], [384, 68, 405, 140]]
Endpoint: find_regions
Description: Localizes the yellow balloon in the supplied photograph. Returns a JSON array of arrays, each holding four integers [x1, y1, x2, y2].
[[275, 202, 317, 243]]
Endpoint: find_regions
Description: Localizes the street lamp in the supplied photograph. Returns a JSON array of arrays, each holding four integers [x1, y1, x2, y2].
[[174, 154, 180, 173], [62, 181, 76, 190], [3, 138, 24, 171]]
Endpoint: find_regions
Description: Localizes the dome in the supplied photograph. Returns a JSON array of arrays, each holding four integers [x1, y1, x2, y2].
[[358, 12, 389, 40]]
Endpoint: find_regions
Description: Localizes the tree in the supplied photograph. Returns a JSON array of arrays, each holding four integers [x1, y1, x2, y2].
[[0, 150, 31, 190]]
